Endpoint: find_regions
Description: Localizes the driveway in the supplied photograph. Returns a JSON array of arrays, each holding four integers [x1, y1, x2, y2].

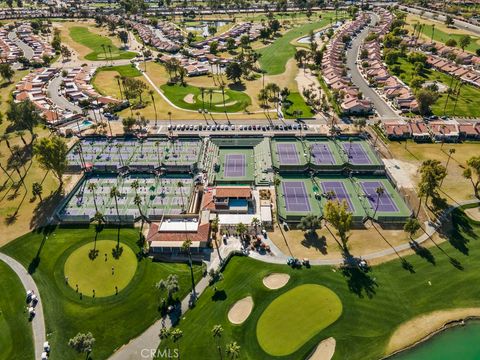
[[47, 75, 82, 113], [346, 13, 401, 121]]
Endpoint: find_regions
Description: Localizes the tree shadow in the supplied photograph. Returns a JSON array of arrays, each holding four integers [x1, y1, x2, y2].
[[447, 209, 476, 255], [228, 82, 246, 91], [410, 240, 436, 265], [28, 224, 56, 274], [300, 231, 327, 254], [340, 264, 378, 299], [6, 143, 33, 170], [30, 187, 65, 230], [211, 289, 227, 302]]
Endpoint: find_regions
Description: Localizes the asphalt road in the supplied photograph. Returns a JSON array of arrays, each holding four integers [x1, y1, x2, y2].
[[7, 31, 34, 60], [346, 13, 401, 121], [399, 6, 480, 37], [47, 75, 82, 113]]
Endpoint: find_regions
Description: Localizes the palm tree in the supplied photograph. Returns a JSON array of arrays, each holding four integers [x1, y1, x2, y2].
[[200, 87, 206, 112], [32, 182, 43, 202], [441, 148, 456, 186], [220, 84, 226, 114], [110, 186, 121, 224], [177, 181, 185, 211], [236, 222, 247, 240], [168, 111, 172, 129], [92, 211, 104, 251], [107, 44, 113, 64], [251, 217, 261, 235], [88, 182, 98, 212], [16, 130, 27, 146], [225, 341, 240, 360], [212, 325, 224, 359], [134, 194, 147, 237], [182, 239, 196, 295], [115, 75, 124, 99], [208, 89, 214, 111], [101, 44, 108, 62], [372, 186, 384, 219], [431, 23, 436, 43], [131, 179, 140, 194], [149, 90, 158, 128]]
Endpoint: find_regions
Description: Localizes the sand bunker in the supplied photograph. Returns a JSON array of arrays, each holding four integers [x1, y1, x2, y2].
[[465, 207, 480, 222], [228, 296, 253, 325], [263, 273, 290, 290], [183, 94, 195, 104], [387, 308, 480, 355], [214, 101, 237, 107], [307, 337, 336, 360]]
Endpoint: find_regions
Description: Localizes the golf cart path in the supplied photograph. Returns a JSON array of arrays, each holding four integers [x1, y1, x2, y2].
[[110, 201, 479, 359], [139, 64, 276, 116], [0, 253, 46, 360], [250, 199, 480, 265]]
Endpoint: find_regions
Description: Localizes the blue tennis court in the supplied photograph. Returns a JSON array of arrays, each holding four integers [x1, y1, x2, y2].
[[282, 181, 311, 212], [321, 181, 354, 211], [277, 143, 300, 165], [360, 181, 399, 212], [311, 143, 335, 165], [224, 154, 246, 177], [342, 143, 372, 165]]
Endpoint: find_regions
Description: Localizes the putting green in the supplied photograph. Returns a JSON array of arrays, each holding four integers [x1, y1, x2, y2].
[[256, 284, 342, 356], [198, 92, 229, 103], [64, 240, 138, 297]]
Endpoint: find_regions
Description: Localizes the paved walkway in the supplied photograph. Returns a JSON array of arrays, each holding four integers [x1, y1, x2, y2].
[[106, 200, 479, 359], [250, 199, 480, 265], [109, 237, 242, 360], [0, 253, 45, 360]]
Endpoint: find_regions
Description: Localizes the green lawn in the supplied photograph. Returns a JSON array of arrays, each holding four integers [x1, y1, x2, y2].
[[160, 84, 252, 113], [96, 64, 142, 78], [258, 13, 338, 75], [158, 204, 480, 360], [64, 240, 138, 297], [283, 92, 315, 118], [0, 227, 203, 360], [0, 260, 34, 360], [411, 22, 480, 53], [391, 57, 480, 117], [69, 26, 137, 61], [257, 284, 342, 356]]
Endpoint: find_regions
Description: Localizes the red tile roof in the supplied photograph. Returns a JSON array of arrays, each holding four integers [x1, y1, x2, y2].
[[215, 187, 251, 198]]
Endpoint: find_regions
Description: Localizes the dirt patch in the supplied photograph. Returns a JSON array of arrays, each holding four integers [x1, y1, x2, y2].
[[465, 207, 480, 221], [307, 337, 336, 360], [386, 308, 480, 355], [183, 94, 195, 104], [263, 273, 290, 290], [382, 159, 417, 190], [228, 296, 254, 325]]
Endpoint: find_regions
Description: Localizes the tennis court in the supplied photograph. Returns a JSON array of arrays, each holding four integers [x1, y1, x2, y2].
[[342, 142, 372, 165], [282, 181, 311, 212], [277, 143, 300, 165], [311, 143, 335, 165], [224, 154, 246, 178], [321, 181, 355, 211], [360, 181, 399, 213]]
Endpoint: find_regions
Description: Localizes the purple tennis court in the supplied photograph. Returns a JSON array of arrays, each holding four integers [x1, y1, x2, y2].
[[311, 143, 335, 165], [342, 143, 371, 165], [321, 181, 354, 211], [277, 143, 300, 165], [282, 181, 311, 212], [224, 154, 246, 177], [360, 181, 398, 212]]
